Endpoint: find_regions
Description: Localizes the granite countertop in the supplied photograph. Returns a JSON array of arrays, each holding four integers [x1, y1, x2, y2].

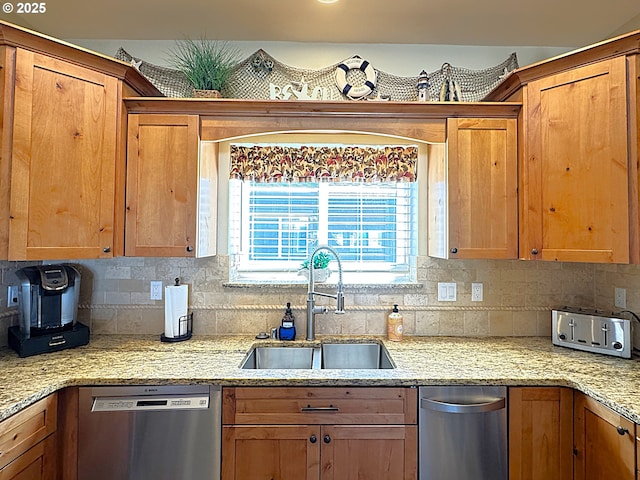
[[1, 335, 639, 423]]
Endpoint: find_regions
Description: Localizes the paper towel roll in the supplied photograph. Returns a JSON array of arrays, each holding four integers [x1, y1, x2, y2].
[[164, 284, 188, 338]]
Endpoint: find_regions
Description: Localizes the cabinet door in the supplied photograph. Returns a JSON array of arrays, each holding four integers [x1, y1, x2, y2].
[[222, 425, 320, 480], [524, 57, 629, 263], [0, 394, 57, 470], [126, 114, 199, 256], [0, 434, 56, 480], [321, 425, 417, 480], [574, 392, 635, 480], [9, 48, 119, 260], [509, 387, 573, 480], [0, 46, 15, 260], [429, 118, 517, 259]]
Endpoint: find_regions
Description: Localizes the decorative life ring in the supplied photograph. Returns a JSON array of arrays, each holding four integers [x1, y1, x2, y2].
[[335, 56, 377, 99]]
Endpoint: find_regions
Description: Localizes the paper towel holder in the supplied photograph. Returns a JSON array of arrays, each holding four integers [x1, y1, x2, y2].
[[160, 278, 193, 343], [161, 312, 193, 343]]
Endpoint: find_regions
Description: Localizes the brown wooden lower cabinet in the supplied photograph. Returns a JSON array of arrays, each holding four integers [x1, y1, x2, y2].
[[509, 387, 573, 480], [5, 385, 640, 480], [0, 434, 56, 480], [223, 425, 319, 479], [321, 425, 416, 480], [573, 392, 636, 480], [222, 386, 417, 480], [222, 424, 416, 480], [636, 435, 640, 480], [0, 394, 57, 480], [55, 388, 78, 480]]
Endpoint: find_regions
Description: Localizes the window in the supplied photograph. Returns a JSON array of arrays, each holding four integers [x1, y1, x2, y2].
[[229, 180, 417, 284], [227, 141, 419, 284]]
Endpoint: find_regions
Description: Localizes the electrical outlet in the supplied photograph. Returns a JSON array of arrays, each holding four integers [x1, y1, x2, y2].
[[150, 281, 163, 300], [614, 287, 626, 309], [437, 282, 457, 302], [7, 286, 18, 307], [471, 283, 483, 302]]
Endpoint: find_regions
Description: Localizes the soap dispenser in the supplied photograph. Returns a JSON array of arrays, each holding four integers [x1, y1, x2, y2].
[[278, 302, 296, 341], [387, 304, 403, 341]]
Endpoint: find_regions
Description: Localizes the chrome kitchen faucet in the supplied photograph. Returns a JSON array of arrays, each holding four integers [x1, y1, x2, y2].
[[306, 246, 345, 341]]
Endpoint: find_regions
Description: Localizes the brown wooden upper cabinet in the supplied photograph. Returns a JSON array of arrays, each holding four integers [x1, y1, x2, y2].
[[428, 117, 518, 259], [0, 21, 160, 260], [523, 57, 630, 263], [485, 31, 640, 264], [126, 114, 217, 257], [6, 48, 120, 260]]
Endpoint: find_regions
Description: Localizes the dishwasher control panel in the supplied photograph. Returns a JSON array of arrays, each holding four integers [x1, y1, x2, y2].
[[552, 308, 631, 358], [92, 394, 210, 412]]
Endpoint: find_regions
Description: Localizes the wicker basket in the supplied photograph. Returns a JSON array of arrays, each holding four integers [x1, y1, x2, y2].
[[193, 89, 222, 98]]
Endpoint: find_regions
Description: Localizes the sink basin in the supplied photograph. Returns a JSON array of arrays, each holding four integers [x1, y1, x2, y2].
[[322, 343, 394, 369], [241, 346, 320, 369], [241, 342, 394, 369]]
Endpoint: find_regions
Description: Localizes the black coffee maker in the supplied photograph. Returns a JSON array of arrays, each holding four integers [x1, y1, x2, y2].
[[8, 264, 90, 357]]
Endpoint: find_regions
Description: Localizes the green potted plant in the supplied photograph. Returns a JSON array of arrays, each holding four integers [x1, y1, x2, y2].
[[298, 251, 332, 282], [168, 37, 240, 98]]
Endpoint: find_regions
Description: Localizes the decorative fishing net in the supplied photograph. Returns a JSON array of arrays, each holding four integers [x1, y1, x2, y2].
[[115, 47, 517, 102]]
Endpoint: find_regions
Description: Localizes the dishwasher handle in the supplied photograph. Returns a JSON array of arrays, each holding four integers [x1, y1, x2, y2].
[[420, 396, 505, 414]]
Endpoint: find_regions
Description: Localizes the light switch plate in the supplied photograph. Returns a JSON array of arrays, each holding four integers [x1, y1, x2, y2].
[[150, 281, 163, 300], [437, 282, 456, 302]]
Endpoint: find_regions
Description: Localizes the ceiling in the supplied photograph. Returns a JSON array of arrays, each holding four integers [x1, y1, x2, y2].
[[2, 0, 640, 47]]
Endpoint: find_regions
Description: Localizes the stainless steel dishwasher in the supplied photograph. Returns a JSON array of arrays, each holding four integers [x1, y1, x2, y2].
[[78, 385, 221, 480], [419, 386, 507, 480]]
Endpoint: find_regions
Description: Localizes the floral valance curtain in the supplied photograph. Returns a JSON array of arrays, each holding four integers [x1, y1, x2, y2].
[[229, 145, 417, 182]]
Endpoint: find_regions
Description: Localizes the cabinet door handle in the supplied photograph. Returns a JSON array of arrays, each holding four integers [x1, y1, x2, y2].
[[186, 245, 193, 253], [309, 435, 317, 444], [616, 425, 629, 436], [531, 248, 538, 255], [103, 246, 111, 253], [450, 247, 458, 254], [323, 435, 331, 444], [301, 405, 339, 413]]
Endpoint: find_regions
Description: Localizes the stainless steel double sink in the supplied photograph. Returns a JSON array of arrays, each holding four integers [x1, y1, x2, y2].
[[241, 342, 395, 370]]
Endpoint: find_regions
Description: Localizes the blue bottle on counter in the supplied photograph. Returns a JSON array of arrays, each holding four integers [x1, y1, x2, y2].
[[278, 302, 296, 341]]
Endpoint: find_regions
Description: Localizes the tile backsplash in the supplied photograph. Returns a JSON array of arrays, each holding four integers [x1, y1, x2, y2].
[[1, 255, 638, 346]]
